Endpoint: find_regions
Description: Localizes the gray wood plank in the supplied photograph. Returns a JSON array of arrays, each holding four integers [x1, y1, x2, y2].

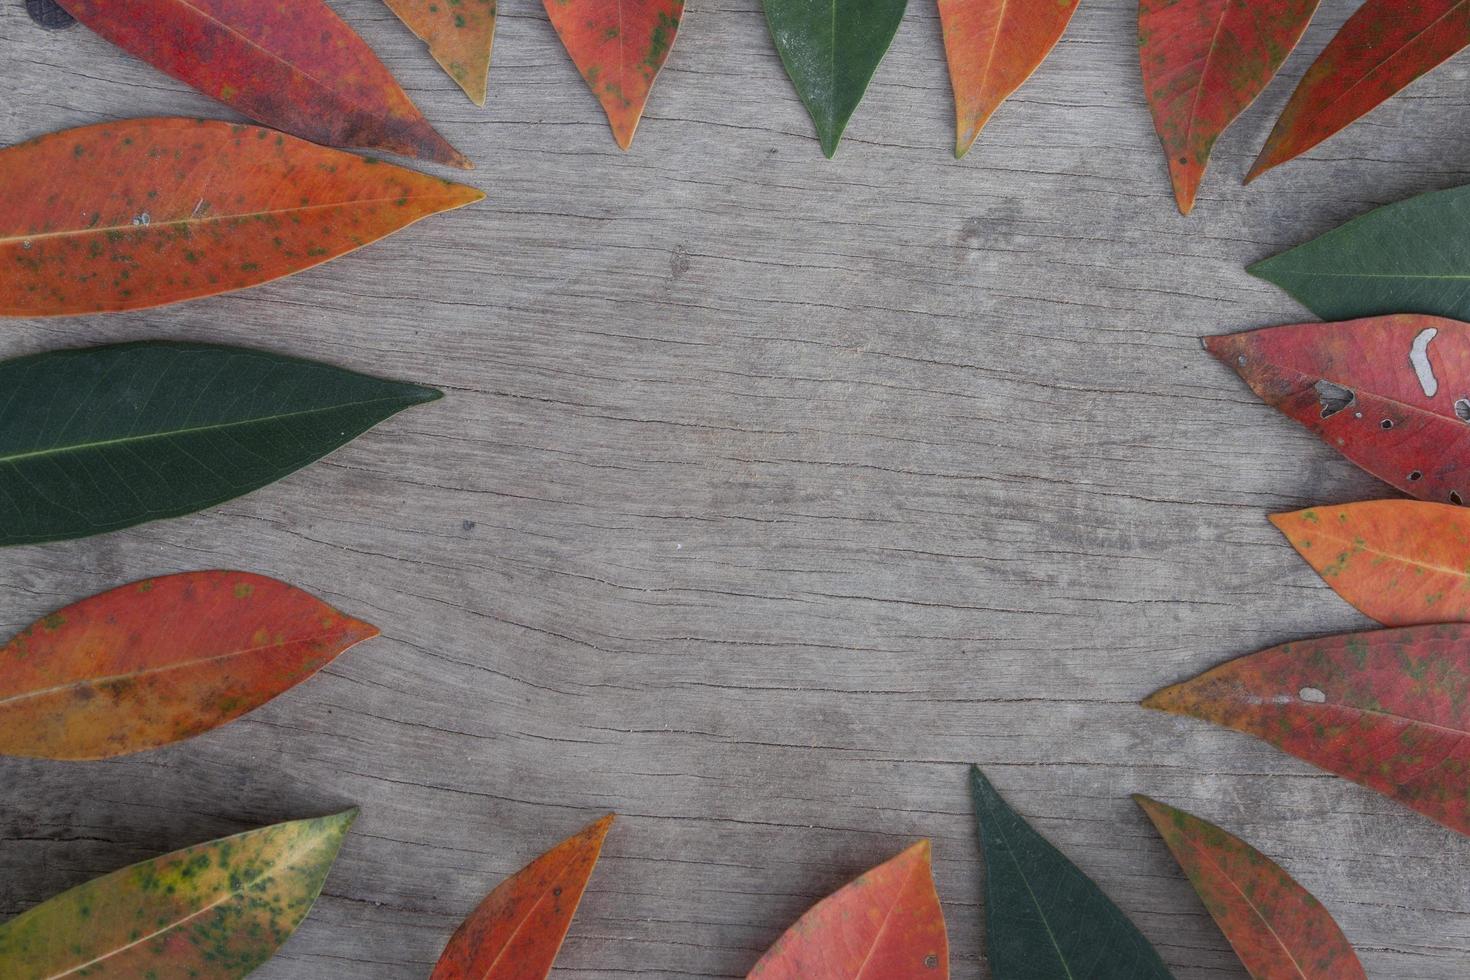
[[2, 0, 1469, 976]]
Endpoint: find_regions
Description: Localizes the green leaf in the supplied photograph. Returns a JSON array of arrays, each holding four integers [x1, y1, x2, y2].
[[0, 342, 441, 547], [762, 0, 908, 157], [1249, 183, 1470, 322], [0, 809, 355, 977], [970, 767, 1174, 980]]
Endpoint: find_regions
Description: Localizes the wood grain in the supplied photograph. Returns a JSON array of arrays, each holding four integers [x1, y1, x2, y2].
[[2, 0, 1469, 977]]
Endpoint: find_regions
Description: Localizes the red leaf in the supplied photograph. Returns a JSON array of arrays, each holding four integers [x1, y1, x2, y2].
[[0, 117, 483, 316], [53, 0, 469, 167], [542, 0, 684, 150], [1250, 0, 1469, 181], [938, 0, 1081, 158], [0, 571, 378, 760], [1270, 500, 1470, 627], [1206, 316, 1470, 505], [1138, 0, 1318, 213], [747, 840, 948, 979], [1135, 796, 1366, 979], [1145, 623, 1470, 837], [430, 814, 613, 980]]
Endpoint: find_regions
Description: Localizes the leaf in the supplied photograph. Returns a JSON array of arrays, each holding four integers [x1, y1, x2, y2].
[[0, 117, 482, 316], [1249, 0, 1469, 181], [1206, 315, 1470, 504], [763, 0, 908, 158], [1134, 797, 1365, 979], [1138, 0, 1319, 214], [0, 809, 355, 977], [1249, 183, 1470, 323], [26, 0, 75, 30], [0, 341, 441, 547], [430, 814, 613, 980], [543, 0, 685, 150], [746, 840, 948, 979], [384, 0, 497, 106], [937, 0, 1080, 158], [971, 767, 1173, 980], [1271, 500, 1470, 626], [53, 0, 468, 166], [1145, 624, 1470, 837], [0, 571, 377, 760]]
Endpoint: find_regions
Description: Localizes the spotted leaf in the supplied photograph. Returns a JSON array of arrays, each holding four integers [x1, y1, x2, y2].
[[763, 0, 909, 158], [1146, 624, 1470, 838], [0, 117, 482, 316], [543, 0, 684, 150], [1139, 0, 1318, 213], [0, 810, 356, 977], [938, 0, 1080, 158], [1136, 797, 1365, 979], [1206, 316, 1470, 505], [52, 0, 467, 166], [972, 767, 1171, 979], [1249, 183, 1470, 323], [1250, 0, 1469, 181], [746, 840, 947, 979], [0, 571, 377, 760], [385, 0, 498, 106], [430, 814, 613, 979], [0, 341, 441, 546], [1271, 500, 1470, 626]]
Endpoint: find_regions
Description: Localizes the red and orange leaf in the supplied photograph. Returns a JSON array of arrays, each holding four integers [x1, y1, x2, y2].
[[1206, 316, 1470, 504], [0, 571, 377, 760], [1145, 624, 1470, 837], [543, 0, 684, 150], [0, 117, 483, 316], [430, 814, 614, 980], [53, 0, 469, 167], [1249, 0, 1469, 181], [1271, 500, 1470, 626], [746, 841, 948, 979], [938, 0, 1081, 158], [1135, 796, 1366, 979], [1138, 0, 1318, 214], [384, 0, 498, 106]]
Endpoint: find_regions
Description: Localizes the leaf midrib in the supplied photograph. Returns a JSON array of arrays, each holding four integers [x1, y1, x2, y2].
[[1288, 2, 1466, 134], [0, 627, 354, 710], [126, 0, 397, 132], [0, 193, 468, 249], [988, 807, 1076, 979], [0, 395, 418, 467], [38, 828, 326, 979], [1172, 828, 1310, 979]]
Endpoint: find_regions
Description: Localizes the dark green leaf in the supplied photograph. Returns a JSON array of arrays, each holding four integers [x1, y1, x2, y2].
[[762, 0, 908, 157], [0, 342, 440, 547], [1249, 183, 1470, 322], [971, 766, 1174, 980]]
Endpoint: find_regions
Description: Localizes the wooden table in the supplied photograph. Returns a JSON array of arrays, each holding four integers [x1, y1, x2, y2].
[[3, 0, 1468, 976]]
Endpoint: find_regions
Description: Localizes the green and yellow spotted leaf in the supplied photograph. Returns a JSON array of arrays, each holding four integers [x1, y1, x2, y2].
[[0, 810, 356, 978]]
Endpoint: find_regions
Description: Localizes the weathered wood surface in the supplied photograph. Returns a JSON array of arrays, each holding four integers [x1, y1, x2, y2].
[[2, 1, 1469, 976]]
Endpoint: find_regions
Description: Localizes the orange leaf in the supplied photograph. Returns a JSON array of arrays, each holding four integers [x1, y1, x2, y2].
[[747, 841, 948, 979], [0, 117, 483, 316], [543, 0, 685, 150], [430, 814, 614, 979], [384, 0, 498, 106], [1272, 500, 1470, 626], [1135, 796, 1366, 979], [937, 0, 1081, 158], [53, 0, 468, 167], [0, 571, 378, 760]]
